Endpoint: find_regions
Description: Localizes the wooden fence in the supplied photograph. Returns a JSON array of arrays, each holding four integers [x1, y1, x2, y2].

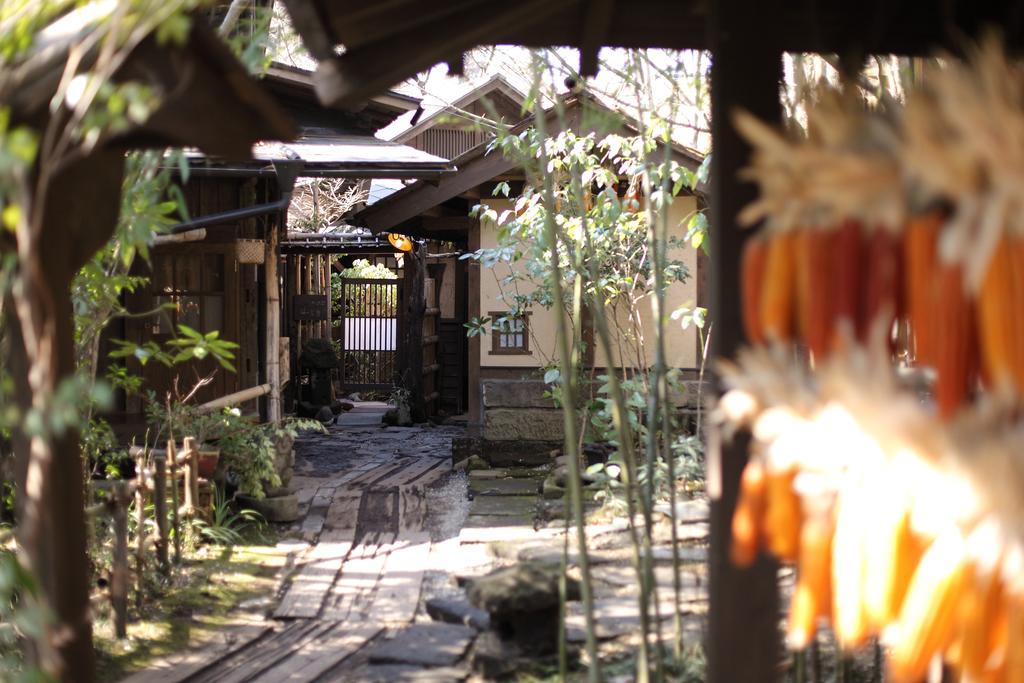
[[88, 437, 204, 638]]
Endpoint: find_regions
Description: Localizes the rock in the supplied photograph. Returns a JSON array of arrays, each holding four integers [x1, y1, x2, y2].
[[552, 464, 598, 488], [367, 623, 476, 667], [541, 476, 564, 500], [471, 631, 520, 679], [299, 338, 338, 369], [314, 405, 335, 425], [239, 492, 298, 522], [383, 408, 399, 426], [467, 561, 580, 653], [425, 597, 491, 630], [466, 455, 489, 471], [355, 665, 468, 682], [348, 392, 362, 401], [582, 441, 614, 466]]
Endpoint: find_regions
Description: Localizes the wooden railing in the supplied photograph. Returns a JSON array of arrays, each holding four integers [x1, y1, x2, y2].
[[88, 437, 204, 638]]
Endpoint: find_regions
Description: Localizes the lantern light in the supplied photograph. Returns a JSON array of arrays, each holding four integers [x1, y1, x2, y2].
[[387, 233, 414, 252]]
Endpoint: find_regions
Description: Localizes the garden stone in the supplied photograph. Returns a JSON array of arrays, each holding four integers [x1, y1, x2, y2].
[[242, 492, 298, 522], [471, 631, 520, 679], [466, 455, 489, 471], [425, 597, 490, 630], [314, 405, 335, 425], [367, 623, 476, 667], [469, 478, 538, 497], [467, 561, 580, 653]]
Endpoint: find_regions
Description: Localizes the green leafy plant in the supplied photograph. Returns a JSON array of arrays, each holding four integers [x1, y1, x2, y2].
[[191, 487, 263, 546]]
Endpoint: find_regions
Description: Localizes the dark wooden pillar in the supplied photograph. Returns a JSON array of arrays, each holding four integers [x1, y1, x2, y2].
[[706, 4, 784, 682], [402, 243, 426, 421]]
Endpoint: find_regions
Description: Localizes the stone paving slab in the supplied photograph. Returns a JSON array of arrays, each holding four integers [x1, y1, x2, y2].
[[467, 495, 536, 517], [367, 623, 477, 667], [468, 478, 539, 497], [353, 665, 469, 682]]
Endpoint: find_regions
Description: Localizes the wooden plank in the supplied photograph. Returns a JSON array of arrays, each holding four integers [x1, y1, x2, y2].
[[373, 457, 442, 489], [196, 620, 335, 683], [411, 461, 448, 488], [320, 534, 391, 622], [299, 485, 337, 542], [276, 493, 363, 618], [348, 461, 404, 486], [397, 485, 427, 532], [323, 490, 363, 535], [371, 531, 431, 624], [248, 623, 383, 683], [118, 622, 274, 683], [274, 539, 354, 618]]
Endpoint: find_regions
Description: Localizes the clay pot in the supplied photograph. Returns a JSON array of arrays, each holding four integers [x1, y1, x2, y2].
[[197, 449, 220, 479]]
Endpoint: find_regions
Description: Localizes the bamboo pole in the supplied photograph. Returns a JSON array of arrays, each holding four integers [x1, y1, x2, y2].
[[110, 482, 130, 639], [167, 439, 180, 564], [183, 436, 199, 515], [529, 65, 600, 683], [196, 383, 271, 414], [266, 224, 282, 421], [135, 450, 146, 608], [153, 453, 169, 575], [152, 228, 206, 246]]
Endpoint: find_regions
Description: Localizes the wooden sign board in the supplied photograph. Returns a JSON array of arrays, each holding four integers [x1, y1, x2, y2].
[[292, 294, 329, 321]]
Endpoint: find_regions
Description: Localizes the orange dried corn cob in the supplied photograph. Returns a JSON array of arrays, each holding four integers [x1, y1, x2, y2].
[[934, 262, 976, 419], [832, 482, 869, 649], [830, 219, 864, 349], [887, 530, 970, 683], [959, 565, 1005, 681], [787, 513, 833, 650], [760, 231, 798, 343], [1009, 236, 1024, 392], [731, 459, 766, 567], [905, 212, 942, 367], [978, 238, 1016, 392], [796, 228, 833, 358], [764, 466, 801, 563], [863, 491, 924, 630], [861, 227, 903, 346], [741, 235, 768, 345]]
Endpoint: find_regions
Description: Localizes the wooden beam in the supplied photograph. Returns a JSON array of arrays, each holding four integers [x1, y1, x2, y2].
[[705, 4, 783, 682], [279, 0, 337, 60], [312, 0, 566, 109], [357, 144, 517, 233]]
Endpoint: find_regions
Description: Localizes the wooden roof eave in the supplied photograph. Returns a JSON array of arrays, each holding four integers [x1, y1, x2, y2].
[[354, 96, 706, 234], [283, 0, 1024, 112]]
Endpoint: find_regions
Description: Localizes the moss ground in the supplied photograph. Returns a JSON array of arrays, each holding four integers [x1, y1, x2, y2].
[[93, 526, 286, 682]]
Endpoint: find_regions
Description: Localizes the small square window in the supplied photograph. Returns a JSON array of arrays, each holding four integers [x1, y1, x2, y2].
[[490, 311, 530, 355]]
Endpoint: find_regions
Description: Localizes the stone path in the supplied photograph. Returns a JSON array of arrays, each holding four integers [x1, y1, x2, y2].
[[122, 404, 710, 682]]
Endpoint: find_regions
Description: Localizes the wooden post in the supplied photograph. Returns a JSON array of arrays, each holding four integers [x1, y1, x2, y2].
[[153, 453, 169, 575], [705, 7, 783, 683], [167, 439, 180, 564], [135, 450, 146, 608], [266, 223, 282, 422], [182, 436, 198, 515], [110, 482, 130, 639], [402, 242, 426, 421]]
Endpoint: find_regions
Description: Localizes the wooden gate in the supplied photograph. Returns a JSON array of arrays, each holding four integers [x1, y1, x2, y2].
[[337, 278, 403, 392]]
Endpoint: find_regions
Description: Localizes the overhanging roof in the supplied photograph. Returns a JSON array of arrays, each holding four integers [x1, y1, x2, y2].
[[354, 95, 704, 233], [281, 0, 1024, 111]]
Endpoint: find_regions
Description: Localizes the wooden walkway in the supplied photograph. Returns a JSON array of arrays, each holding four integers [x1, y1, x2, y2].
[[123, 430, 456, 683]]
